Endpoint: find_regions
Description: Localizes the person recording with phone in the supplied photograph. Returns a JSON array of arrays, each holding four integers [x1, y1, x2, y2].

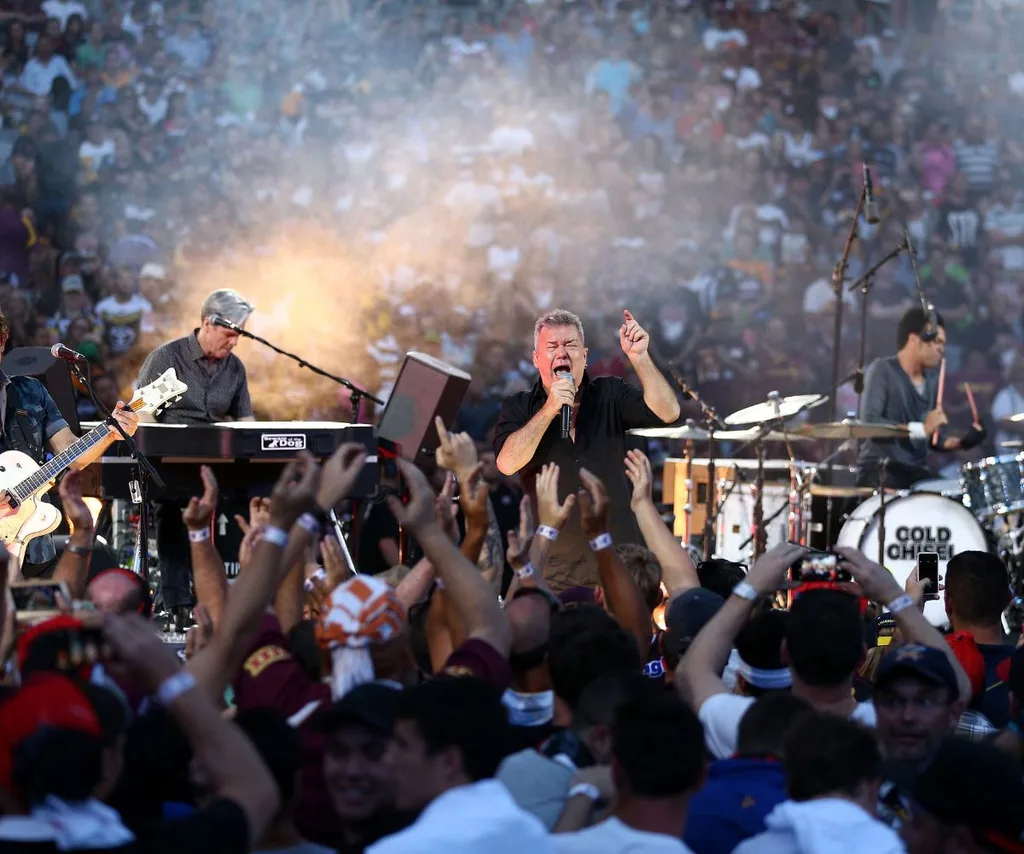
[[493, 309, 679, 592], [135, 289, 255, 621], [857, 307, 986, 491]]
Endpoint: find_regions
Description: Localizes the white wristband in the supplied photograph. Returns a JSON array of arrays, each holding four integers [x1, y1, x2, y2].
[[262, 526, 289, 547], [536, 525, 559, 541], [516, 562, 536, 579], [187, 528, 210, 543], [156, 671, 197, 706], [732, 580, 759, 602], [908, 422, 926, 442], [588, 533, 613, 551], [303, 567, 327, 593], [886, 593, 915, 615], [567, 782, 601, 801], [297, 513, 321, 537]]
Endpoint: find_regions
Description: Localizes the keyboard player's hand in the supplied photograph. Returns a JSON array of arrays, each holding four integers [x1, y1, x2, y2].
[[316, 443, 368, 513]]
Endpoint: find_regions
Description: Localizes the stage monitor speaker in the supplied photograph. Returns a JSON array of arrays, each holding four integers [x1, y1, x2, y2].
[[1, 347, 81, 435], [377, 352, 471, 468]]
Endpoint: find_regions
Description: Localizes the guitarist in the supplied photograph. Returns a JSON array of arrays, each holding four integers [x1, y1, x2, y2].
[[136, 288, 254, 624], [0, 311, 140, 578]]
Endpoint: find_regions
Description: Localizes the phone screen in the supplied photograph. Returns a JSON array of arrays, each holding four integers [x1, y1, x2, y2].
[[917, 552, 939, 601], [11, 581, 68, 613]]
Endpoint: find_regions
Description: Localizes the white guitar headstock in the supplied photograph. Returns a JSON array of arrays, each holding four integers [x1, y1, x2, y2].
[[130, 369, 188, 416]]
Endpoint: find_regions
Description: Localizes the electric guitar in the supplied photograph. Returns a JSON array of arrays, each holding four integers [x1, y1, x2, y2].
[[0, 368, 187, 569]]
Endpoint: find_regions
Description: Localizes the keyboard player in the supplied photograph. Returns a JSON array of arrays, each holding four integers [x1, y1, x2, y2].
[[136, 288, 254, 618]]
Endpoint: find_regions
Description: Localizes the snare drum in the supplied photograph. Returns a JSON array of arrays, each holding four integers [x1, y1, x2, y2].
[[960, 454, 1024, 519], [835, 492, 988, 626]]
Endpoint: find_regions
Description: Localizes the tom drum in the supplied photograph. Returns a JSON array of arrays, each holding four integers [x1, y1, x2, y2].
[[835, 492, 988, 626]]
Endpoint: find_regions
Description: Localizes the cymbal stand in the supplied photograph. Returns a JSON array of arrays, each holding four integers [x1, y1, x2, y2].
[[877, 457, 889, 566], [669, 369, 724, 560], [828, 186, 866, 426]]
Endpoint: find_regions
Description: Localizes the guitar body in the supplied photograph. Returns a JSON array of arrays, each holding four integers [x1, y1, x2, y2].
[[0, 450, 61, 566]]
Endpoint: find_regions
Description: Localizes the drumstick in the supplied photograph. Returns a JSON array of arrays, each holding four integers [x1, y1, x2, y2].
[[932, 357, 946, 444], [965, 382, 979, 426]]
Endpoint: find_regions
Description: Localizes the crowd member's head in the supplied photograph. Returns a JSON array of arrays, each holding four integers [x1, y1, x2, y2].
[[87, 567, 153, 617], [553, 670, 650, 767], [387, 677, 509, 814], [873, 644, 962, 762], [533, 308, 587, 390], [784, 589, 865, 691], [736, 692, 812, 759], [696, 558, 747, 600], [321, 682, 401, 828], [784, 715, 883, 814], [610, 688, 705, 834], [735, 609, 792, 696], [943, 551, 1010, 634], [662, 587, 724, 671], [614, 544, 663, 617], [503, 587, 558, 706], [896, 307, 945, 369], [197, 288, 254, 360], [902, 739, 1024, 854]]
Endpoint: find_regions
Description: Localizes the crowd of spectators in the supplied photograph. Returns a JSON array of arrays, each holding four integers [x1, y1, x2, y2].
[[2, 0, 1024, 450]]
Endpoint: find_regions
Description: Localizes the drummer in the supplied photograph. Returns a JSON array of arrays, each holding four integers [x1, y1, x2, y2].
[[857, 308, 987, 491]]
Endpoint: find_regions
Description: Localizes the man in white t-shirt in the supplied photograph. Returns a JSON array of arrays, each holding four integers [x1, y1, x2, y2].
[[991, 353, 1024, 449], [95, 267, 154, 357], [554, 689, 701, 853], [19, 36, 78, 97], [675, 544, 971, 759]]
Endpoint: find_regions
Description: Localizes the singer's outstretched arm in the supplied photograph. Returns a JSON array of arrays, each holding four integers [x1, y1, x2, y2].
[[620, 310, 680, 424]]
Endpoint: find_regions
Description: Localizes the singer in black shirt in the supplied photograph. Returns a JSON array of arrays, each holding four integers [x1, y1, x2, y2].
[[494, 309, 679, 592]]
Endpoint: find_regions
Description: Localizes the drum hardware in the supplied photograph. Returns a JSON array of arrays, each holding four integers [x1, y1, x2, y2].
[[876, 457, 889, 566], [960, 453, 1024, 520]]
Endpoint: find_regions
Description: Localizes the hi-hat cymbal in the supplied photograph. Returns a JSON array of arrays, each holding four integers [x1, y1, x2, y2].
[[794, 420, 909, 440], [724, 394, 827, 426], [629, 425, 711, 441], [710, 428, 812, 443]]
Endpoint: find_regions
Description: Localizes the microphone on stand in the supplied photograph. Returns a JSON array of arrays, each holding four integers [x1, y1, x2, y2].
[[903, 227, 939, 342], [554, 369, 574, 440], [209, 314, 243, 332], [50, 343, 87, 364], [862, 163, 880, 225]]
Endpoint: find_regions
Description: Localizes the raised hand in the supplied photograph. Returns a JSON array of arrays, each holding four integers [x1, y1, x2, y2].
[[577, 468, 611, 539], [316, 442, 369, 512], [434, 471, 460, 543], [833, 546, 904, 605], [321, 534, 352, 589], [103, 613, 182, 695], [58, 469, 94, 536], [182, 465, 218, 532], [746, 542, 808, 597], [505, 496, 534, 570], [234, 496, 271, 540], [536, 463, 575, 530], [618, 309, 650, 358], [434, 416, 478, 477], [269, 452, 321, 530], [624, 449, 653, 510], [459, 461, 491, 530], [184, 603, 214, 660], [543, 374, 576, 420], [386, 459, 437, 533]]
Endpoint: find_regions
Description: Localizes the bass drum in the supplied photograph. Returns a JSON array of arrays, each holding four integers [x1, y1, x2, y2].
[[835, 492, 988, 627]]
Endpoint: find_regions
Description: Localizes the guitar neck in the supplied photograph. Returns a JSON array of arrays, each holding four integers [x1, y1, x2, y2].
[[9, 400, 144, 504]]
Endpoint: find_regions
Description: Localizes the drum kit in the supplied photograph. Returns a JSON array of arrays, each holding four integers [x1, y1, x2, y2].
[[634, 391, 1024, 627]]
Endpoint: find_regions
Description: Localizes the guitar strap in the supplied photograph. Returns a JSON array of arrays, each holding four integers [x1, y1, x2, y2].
[[5, 380, 46, 465]]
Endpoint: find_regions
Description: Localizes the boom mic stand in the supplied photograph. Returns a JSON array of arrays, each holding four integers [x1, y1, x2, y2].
[[828, 185, 866, 426]]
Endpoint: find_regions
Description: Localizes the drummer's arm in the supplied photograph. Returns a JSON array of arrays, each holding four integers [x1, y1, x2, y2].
[[859, 360, 896, 426]]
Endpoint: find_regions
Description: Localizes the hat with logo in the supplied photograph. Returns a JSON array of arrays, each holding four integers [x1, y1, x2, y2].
[[875, 643, 959, 695]]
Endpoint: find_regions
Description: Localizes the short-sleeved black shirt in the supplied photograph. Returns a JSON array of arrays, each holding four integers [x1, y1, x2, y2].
[[493, 372, 664, 590], [136, 331, 252, 425]]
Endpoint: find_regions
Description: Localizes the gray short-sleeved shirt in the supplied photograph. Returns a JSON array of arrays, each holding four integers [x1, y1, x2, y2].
[[137, 331, 253, 425]]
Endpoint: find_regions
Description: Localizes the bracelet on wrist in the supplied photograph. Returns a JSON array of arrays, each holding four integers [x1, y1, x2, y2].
[[516, 562, 536, 579], [567, 782, 601, 801], [156, 671, 197, 706], [886, 593, 915, 615], [187, 528, 211, 543], [296, 512, 321, 537], [262, 525, 289, 548], [536, 525, 559, 542], [66, 542, 94, 557], [588, 532, 613, 552], [732, 580, 759, 602]]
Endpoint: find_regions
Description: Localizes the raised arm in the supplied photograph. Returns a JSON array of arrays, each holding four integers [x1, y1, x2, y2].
[[51, 471, 96, 600], [624, 450, 698, 598], [388, 459, 512, 658], [182, 466, 228, 627], [619, 310, 681, 424]]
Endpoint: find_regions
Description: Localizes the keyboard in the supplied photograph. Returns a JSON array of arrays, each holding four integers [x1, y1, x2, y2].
[[79, 421, 379, 500]]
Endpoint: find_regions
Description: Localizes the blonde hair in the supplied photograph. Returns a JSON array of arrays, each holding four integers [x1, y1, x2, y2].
[[533, 309, 585, 350]]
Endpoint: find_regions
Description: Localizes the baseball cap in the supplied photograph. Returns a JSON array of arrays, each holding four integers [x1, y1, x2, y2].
[[666, 587, 725, 649], [61, 274, 85, 293], [911, 738, 1024, 850], [875, 644, 959, 695], [317, 681, 401, 735]]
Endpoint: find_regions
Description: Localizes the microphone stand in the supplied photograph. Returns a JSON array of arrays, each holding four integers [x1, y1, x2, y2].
[[669, 368, 724, 560], [828, 184, 866, 426], [68, 361, 164, 579], [223, 322, 384, 414]]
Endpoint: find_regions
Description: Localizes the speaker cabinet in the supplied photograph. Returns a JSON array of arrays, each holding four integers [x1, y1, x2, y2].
[[376, 352, 471, 467], [1, 347, 81, 435]]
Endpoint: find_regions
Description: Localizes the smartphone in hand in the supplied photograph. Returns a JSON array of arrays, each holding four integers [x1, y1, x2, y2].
[[917, 552, 940, 601]]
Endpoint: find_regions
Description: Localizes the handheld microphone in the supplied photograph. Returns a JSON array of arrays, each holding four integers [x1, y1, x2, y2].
[[862, 163, 880, 225], [50, 343, 87, 364], [209, 314, 242, 332], [554, 369, 573, 440]]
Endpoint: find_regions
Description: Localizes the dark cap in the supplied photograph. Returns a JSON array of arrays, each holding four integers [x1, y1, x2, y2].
[[912, 738, 1024, 848], [317, 681, 401, 735], [875, 644, 959, 695], [666, 587, 725, 647]]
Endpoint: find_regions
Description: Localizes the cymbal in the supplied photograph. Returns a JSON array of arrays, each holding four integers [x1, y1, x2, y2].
[[809, 484, 885, 498], [629, 425, 711, 441], [794, 420, 909, 440], [1002, 440, 1024, 449], [724, 394, 827, 426], [711, 428, 812, 443]]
